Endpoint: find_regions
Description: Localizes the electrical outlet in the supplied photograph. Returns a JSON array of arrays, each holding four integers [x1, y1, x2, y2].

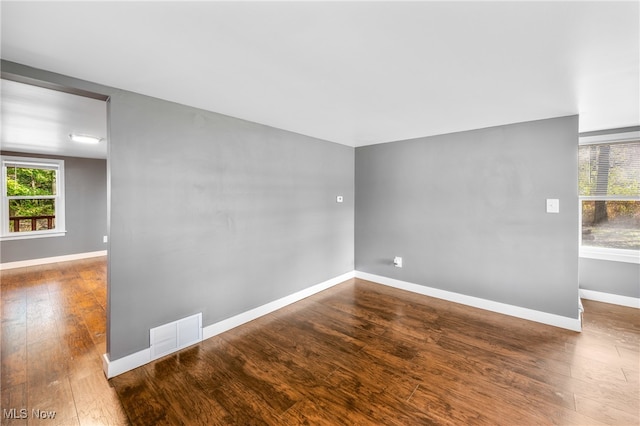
[[393, 256, 403, 268], [336, 196, 343, 203], [103, 235, 108, 243]]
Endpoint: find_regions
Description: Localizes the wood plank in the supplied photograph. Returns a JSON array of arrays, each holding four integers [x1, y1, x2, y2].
[[109, 367, 183, 425], [142, 355, 232, 425], [26, 337, 69, 388], [280, 398, 364, 426], [1, 320, 27, 389], [319, 367, 443, 425], [574, 393, 640, 425], [69, 371, 129, 426], [0, 383, 27, 426], [26, 376, 77, 425], [199, 337, 302, 415]]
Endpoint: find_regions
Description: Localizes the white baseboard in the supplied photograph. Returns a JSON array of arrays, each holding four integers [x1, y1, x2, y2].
[[102, 270, 355, 379], [203, 271, 355, 339], [355, 271, 582, 332], [0, 250, 107, 270], [102, 349, 151, 379], [580, 289, 640, 309], [102, 269, 592, 379]]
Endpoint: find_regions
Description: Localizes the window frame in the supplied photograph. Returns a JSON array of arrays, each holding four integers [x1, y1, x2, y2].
[[578, 131, 640, 264], [1, 155, 66, 241]]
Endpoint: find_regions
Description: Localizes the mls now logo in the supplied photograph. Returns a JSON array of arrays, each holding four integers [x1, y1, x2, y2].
[[32, 409, 57, 419], [3, 408, 57, 419], [3, 409, 27, 419]]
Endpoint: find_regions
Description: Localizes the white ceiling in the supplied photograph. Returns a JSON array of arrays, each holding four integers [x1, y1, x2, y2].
[[1, 1, 638, 148], [1, 79, 108, 159]]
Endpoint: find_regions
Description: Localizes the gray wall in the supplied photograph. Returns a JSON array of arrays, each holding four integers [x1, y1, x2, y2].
[[355, 116, 580, 319], [108, 91, 354, 359], [579, 259, 639, 298], [1, 61, 355, 362], [0, 152, 107, 263]]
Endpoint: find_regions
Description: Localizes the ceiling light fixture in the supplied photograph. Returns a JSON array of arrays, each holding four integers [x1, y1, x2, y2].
[[69, 133, 103, 144]]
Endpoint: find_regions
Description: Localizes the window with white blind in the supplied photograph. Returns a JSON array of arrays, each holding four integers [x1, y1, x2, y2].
[[578, 135, 639, 263], [1, 156, 66, 240]]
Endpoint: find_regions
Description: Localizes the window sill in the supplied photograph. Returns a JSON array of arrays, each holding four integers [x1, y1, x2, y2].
[[0, 230, 67, 242], [580, 246, 640, 264]]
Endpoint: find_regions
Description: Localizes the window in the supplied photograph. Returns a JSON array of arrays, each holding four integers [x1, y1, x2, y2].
[[578, 135, 639, 263], [1, 156, 66, 240]]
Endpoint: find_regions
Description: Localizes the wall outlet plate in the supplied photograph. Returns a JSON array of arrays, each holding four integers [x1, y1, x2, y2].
[[546, 199, 559, 213], [336, 196, 343, 203]]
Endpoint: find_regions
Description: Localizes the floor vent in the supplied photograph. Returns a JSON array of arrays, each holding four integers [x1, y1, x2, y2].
[[150, 312, 202, 360]]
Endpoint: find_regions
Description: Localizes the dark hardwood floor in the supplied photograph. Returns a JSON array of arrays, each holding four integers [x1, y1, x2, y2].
[[1, 258, 638, 425], [1, 258, 126, 425]]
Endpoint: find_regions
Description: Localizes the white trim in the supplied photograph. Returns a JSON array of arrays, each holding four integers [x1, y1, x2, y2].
[[355, 271, 582, 332], [580, 246, 640, 264], [102, 270, 355, 378], [1, 155, 66, 239], [203, 271, 355, 339], [0, 250, 107, 270], [0, 230, 67, 241], [102, 349, 151, 379], [580, 289, 640, 309], [578, 130, 640, 145], [579, 196, 640, 201]]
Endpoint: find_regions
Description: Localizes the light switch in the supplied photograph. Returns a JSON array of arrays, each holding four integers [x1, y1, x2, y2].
[[546, 199, 559, 213]]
